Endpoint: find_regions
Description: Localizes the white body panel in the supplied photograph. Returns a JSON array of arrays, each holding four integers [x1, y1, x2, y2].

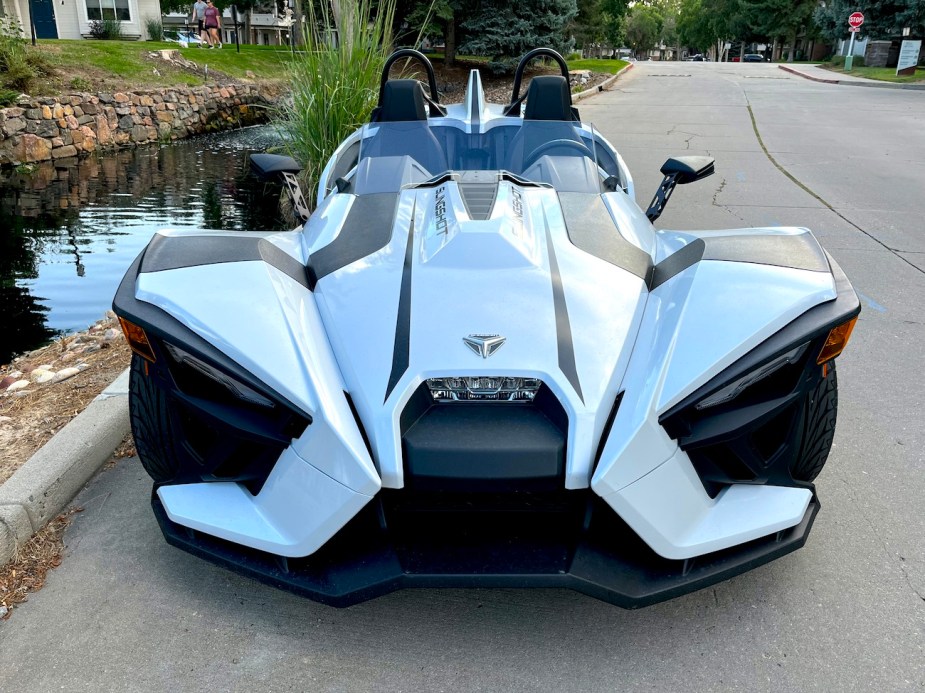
[[603, 450, 812, 560], [158, 448, 374, 557], [314, 182, 648, 489], [142, 76, 849, 562]]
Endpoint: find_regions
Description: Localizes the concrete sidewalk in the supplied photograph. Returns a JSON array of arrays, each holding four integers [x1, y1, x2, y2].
[[779, 63, 925, 90], [0, 368, 131, 564]]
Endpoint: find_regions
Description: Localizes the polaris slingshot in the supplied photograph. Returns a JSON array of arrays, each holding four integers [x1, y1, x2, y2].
[[114, 49, 859, 607]]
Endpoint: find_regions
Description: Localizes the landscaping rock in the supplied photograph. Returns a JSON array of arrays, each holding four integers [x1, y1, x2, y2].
[[53, 367, 81, 383], [31, 370, 55, 384], [2, 84, 276, 165]]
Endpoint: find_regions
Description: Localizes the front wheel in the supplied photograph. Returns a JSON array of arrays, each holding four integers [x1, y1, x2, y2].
[[790, 363, 838, 483], [129, 354, 181, 483]]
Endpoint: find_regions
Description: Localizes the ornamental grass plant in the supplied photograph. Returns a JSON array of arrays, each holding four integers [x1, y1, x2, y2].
[[276, 0, 396, 209]]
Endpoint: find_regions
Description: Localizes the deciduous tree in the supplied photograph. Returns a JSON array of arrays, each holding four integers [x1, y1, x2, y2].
[[624, 3, 661, 58]]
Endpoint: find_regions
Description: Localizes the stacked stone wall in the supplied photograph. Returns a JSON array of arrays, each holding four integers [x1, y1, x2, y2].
[[0, 83, 277, 166]]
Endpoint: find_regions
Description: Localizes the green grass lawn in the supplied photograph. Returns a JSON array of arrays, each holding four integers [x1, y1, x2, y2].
[[821, 63, 925, 83], [566, 59, 629, 74], [426, 54, 629, 74], [32, 39, 293, 91], [17, 40, 632, 98]]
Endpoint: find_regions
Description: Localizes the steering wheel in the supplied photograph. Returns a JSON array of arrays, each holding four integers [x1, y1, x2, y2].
[[522, 139, 595, 171]]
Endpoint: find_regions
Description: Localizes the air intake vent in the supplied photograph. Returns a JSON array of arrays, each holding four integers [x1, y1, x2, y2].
[[458, 182, 498, 220]]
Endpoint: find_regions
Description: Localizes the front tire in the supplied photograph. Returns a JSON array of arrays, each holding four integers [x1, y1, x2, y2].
[[129, 354, 181, 483], [790, 363, 838, 483]]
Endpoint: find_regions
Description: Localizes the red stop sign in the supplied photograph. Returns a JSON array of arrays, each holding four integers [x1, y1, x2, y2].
[[848, 12, 865, 28]]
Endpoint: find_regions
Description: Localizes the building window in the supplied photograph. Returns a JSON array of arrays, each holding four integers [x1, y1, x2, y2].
[[86, 0, 130, 21]]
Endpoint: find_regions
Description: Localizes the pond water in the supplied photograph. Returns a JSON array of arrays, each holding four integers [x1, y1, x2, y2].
[[0, 126, 288, 364]]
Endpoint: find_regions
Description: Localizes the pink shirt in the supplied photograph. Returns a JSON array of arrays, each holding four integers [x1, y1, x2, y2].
[[204, 6, 219, 28]]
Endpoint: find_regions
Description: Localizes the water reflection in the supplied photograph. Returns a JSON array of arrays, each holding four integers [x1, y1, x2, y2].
[[0, 126, 287, 363]]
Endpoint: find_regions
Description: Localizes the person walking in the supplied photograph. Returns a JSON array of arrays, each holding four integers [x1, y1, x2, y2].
[[203, 0, 222, 49], [190, 0, 210, 47]]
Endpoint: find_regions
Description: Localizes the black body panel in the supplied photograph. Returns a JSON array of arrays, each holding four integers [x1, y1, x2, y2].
[[403, 405, 565, 492], [399, 383, 568, 492], [308, 193, 399, 285], [139, 234, 311, 290], [559, 193, 653, 282], [153, 490, 820, 609]]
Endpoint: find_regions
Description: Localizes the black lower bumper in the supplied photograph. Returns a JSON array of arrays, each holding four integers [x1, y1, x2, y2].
[[152, 489, 820, 608]]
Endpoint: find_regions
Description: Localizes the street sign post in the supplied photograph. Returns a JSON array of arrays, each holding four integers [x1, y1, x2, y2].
[[845, 12, 864, 71]]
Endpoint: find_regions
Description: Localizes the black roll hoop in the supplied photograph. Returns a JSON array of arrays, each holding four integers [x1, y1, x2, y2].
[[378, 49, 442, 106], [504, 48, 571, 117]]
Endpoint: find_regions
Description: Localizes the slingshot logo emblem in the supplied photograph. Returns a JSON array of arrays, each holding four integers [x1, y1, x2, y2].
[[464, 334, 506, 358]]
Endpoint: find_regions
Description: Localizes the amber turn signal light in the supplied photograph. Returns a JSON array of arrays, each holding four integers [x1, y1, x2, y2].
[[817, 316, 857, 365], [118, 317, 156, 363]]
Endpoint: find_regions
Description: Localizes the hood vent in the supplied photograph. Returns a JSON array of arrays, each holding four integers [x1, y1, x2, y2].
[[458, 181, 498, 220]]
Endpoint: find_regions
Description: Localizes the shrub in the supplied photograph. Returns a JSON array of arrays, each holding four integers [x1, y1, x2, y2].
[[0, 87, 21, 106], [2, 61, 33, 91], [0, 17, 39, 93], [275, 0, 396, 210], [830, 54, 865, 68], [70, 76, 92, 91], [88, 18, 123, 40], [145, 16, 163, 42], [24, 49, 52, 75], [487, 57, 517, 74]]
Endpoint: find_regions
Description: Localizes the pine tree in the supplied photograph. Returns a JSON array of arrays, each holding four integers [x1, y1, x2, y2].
[[460, 0, 579, 72]]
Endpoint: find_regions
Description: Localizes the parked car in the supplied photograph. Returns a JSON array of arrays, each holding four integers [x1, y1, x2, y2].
[[743, 53, 767, 62], [163, 30, 204, 46]]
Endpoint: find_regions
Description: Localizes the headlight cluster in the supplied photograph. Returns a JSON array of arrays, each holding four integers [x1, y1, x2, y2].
[[426, 376, 543, 402], [164, 343, 275, 408], [695, 344, 807, 410]]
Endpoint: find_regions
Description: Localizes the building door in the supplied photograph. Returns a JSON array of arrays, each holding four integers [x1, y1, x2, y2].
[[31, 0, 59, 39]]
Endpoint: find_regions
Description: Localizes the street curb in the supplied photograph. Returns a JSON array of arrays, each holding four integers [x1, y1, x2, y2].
[[778, 65, 840, 84], [574, 62, 634, 102], [779, 64, 925, 90], [0, 368, 131, 565]]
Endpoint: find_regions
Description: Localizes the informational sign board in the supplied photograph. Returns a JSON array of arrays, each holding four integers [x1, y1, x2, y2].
[[848, 27, 861, 33], [896, 40, 922, 76]]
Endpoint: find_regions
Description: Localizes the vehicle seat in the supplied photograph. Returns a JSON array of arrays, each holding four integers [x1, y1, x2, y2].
[[505, 76, 583, 175], [523, 75, 575, 121], [375, 79, 427, 122]]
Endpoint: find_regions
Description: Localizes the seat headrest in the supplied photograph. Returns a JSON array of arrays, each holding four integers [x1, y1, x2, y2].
[[379, 79, 428, 122], [523, 76, 573, 121]]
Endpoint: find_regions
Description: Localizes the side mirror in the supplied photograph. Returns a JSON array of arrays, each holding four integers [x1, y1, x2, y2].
[[249, 153, 310, 223], [646, 155, 715, 222], [660, 156, 715, 184], [249, 153, 302, 181]]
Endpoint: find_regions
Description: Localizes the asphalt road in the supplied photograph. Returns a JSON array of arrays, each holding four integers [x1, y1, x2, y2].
[[2, 62, 923, 691]]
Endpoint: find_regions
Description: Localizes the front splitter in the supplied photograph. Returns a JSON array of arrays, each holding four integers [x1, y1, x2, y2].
[[152, 490, 820, 608]]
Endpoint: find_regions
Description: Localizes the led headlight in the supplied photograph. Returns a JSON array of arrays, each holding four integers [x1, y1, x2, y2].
[[164, 343, 275, 408], [695, 344, 808, 410], [426, 376, 542, 402]]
